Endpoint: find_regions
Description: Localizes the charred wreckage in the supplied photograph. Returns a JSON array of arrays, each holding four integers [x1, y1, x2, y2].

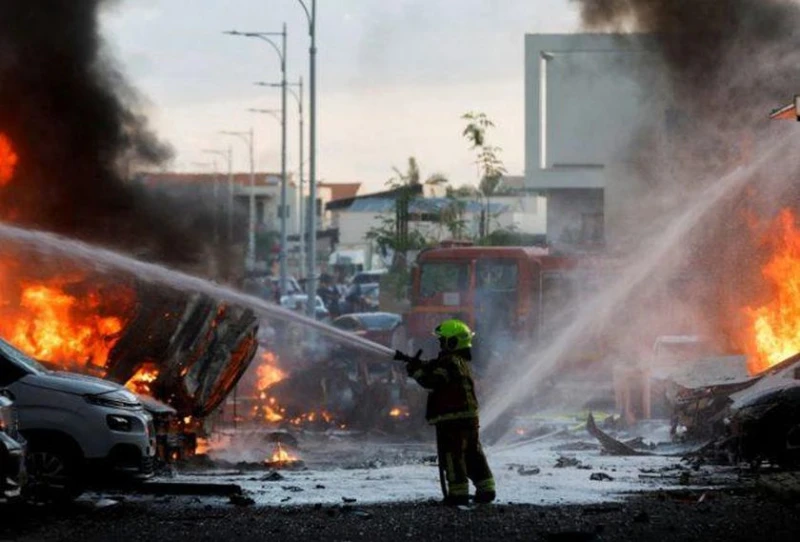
[[591, 352, 800, 469]]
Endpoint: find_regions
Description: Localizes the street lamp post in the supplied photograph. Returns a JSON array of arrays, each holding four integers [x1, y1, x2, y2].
[[220, 129, 256, 271], [255, 77, 305, 280], [225, 25, 289, 296], [295, 0, 317, 318]]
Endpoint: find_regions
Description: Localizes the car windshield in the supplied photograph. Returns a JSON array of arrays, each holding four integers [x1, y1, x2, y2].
[[419, 262, 469, 298], [0, 338, 45, 375], [359, 313, 401, 330]]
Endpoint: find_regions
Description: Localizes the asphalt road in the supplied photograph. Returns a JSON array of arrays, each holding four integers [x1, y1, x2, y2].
[[2, 489, 799, 542]]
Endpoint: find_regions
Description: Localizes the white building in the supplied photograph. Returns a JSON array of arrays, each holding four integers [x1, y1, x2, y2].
[[328, 179, 547, 268], [525, 34, 653, 247]]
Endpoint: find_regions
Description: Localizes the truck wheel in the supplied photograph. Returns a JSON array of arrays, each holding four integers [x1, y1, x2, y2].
[[24, 440, 84, 503]]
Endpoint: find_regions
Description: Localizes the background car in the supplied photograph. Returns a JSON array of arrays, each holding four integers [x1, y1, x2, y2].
[[0, 390, 25, 502], [331, 312, 402, 347], [280, 294, 330, 321]]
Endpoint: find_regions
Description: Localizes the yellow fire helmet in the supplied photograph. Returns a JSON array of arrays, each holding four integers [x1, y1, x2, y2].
[[434, 319, 474, 351]]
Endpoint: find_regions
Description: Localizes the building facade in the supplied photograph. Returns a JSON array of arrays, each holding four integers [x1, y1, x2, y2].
[[524, 33, 653, 247]]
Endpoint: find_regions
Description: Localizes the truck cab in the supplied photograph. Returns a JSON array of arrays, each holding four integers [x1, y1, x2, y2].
[[404, 246, 579, 366]]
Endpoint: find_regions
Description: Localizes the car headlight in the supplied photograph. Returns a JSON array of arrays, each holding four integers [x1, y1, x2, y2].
[[106, 414, 134, 432], [85, 389, 142, 410]]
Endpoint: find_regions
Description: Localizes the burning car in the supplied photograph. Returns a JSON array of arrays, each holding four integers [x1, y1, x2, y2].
[[0, 248, 259, 459]]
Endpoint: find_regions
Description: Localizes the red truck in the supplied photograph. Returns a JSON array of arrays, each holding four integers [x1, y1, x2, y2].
[[394, 245, 592, 366]]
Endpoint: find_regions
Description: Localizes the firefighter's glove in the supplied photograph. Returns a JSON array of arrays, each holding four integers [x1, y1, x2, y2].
[[393, 350, 410, 362], [404, 349, 424, 376]]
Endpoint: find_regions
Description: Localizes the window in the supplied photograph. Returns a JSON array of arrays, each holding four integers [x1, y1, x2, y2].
[[0, 338, 44, 386], [316, 198, 323, 217], [476, 259, 517, 292], [419, 262, 469, 298]]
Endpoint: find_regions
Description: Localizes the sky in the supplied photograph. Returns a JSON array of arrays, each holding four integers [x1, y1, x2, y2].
[[101, 0, 580, 192]]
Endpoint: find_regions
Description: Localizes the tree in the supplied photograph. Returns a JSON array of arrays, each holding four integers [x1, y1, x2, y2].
[[366, 156, 447, 267], [462, 112, 507, 238]]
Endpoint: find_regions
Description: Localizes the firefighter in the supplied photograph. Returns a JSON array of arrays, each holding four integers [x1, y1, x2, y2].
[[394, 319, 495, 505]]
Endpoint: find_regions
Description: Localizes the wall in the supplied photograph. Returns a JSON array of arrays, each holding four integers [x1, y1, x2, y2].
[[524, 34, 653, 245]]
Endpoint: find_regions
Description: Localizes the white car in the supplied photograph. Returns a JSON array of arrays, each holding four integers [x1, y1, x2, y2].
[[280, 294, 330, 321], [0, 338, 155, 500]]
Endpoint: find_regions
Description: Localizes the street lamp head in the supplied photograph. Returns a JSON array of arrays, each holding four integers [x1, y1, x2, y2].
[[223, 30, 242, 36]]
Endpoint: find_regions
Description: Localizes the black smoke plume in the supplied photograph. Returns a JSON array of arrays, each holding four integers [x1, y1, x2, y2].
[[0, 0, 215, 267]]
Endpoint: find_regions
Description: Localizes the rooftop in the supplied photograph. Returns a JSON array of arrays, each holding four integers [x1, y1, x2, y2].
[[136, 171, 291, 188]]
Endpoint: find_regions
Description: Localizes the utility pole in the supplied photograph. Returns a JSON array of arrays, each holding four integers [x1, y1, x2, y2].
[[225, 26, 289, 294], [296, 0, 317, 317], [279, 23, 289, 297], [255, 77, 305, 279], [220, 130, 256, 271]]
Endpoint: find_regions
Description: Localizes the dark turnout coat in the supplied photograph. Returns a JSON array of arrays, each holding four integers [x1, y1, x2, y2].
[[407, 350, 479, 425]]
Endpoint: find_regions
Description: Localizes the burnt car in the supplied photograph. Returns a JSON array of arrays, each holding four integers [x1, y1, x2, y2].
[[0, 390, 25, 502], [727, 359, 800, 467], [665, 352, 800, 467], [331, 312, 402, 348]]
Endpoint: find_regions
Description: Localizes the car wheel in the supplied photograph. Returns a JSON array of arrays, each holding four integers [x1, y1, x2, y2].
[[24, 441, 84, 503]]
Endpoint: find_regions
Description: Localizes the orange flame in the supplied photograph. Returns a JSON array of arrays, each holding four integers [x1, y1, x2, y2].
[[125, 364, 159, 395], [0, 273, 132, 372], [254, 351, 287, 422], [0, 132, 18, 187], [744, 209, 800, 373], [268, 442, 298, 464], [389, 406, 410, 418], [257, 351, 286, 391]]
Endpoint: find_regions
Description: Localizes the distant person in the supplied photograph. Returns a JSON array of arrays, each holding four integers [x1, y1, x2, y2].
[[394, 319, 495, 506]]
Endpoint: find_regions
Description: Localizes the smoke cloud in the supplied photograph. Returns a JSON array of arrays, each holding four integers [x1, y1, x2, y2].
[[482, 1, 800, 431], [570, 0, 800, 339], [0, 0, 215, 266]]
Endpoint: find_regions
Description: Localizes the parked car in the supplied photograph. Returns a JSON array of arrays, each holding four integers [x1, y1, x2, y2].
[[0, 338, 155, 500], [0, 390, 25, 502], [350, 269, 387, 286], [331, 312, 402, 348], [280, 294, 330, 321], [243, 275, 302, 301]]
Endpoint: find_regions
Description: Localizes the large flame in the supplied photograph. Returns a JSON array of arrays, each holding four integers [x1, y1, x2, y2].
[[0, 258, 134, 373], [743, 209, 800, 374], [0, 132, 18, 186]]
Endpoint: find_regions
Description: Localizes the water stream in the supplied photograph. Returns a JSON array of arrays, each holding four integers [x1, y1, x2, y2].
[[0, 223, 395, 359], [481, 137, 799, 429]]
